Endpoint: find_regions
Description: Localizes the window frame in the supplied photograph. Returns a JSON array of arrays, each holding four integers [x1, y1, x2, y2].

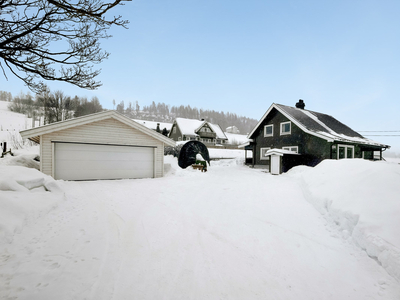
[[260, 147, 271, 160], [337, 144, 355, 159], [282, 146, 299, 154], [280, 121, 291, 135], [264, 124, 274, 137]]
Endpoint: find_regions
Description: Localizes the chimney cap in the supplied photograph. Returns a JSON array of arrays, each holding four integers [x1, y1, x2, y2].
[[295, 99, 305, 109]]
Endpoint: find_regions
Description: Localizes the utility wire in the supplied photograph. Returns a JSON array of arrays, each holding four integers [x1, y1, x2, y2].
[[363, 135, 400, 136], [358, 130, 400, 132]]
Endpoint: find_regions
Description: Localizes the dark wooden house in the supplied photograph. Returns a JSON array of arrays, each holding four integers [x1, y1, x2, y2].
[[245, 100, 390, 174]]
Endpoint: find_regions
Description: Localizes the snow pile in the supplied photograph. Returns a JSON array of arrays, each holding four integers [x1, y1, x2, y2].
[[0, 145, 40, 170], [0, 165, 64, 244], [208, 148, 246, 159], [287, 159, 400, 281]]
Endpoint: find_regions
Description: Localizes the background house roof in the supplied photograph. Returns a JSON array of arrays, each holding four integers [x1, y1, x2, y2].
[[249, 103, 389, 148], [174, 118, 227, 139]]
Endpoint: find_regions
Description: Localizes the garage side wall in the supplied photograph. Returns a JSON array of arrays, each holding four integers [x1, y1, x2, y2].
[[41, 118, 165, 178]]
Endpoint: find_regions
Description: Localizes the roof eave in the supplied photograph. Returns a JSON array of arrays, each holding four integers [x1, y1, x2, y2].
[[20, 110, 176, 147]]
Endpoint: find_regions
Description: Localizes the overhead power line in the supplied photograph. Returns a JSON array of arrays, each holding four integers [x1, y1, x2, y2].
[[358, 130, 400, 132], [363, 135, 400, 137]]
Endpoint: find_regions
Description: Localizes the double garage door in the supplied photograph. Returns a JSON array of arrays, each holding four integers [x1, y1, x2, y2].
[[54, 142, 155, 180]]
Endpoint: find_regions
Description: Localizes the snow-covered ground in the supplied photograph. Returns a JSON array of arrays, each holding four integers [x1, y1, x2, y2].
[[0, 152, 400, 299]]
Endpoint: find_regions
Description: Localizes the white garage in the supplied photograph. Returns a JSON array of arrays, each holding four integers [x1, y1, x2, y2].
[[20, 111, 176, 180]]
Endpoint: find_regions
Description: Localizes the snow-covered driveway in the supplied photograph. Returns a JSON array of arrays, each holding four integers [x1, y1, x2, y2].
[[1, 158, 399, 299]]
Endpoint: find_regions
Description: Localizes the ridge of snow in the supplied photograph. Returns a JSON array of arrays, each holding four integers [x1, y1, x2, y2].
[[287, 159, 400, 281]]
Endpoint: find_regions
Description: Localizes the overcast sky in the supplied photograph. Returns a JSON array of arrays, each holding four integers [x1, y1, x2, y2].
[[2, 0, 400, 151]]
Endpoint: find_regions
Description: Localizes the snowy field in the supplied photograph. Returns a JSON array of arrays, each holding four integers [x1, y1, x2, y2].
[[1, 151, 400, 299]]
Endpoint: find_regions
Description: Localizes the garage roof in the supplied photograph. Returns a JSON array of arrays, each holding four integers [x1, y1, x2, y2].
[[20, 110, 176, 146]]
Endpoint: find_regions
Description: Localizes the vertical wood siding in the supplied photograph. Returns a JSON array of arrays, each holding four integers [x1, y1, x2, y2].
[[41, 118, 165, 178]]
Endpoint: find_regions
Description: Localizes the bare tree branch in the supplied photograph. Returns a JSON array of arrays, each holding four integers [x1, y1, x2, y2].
[[0, 0, 130, 92]]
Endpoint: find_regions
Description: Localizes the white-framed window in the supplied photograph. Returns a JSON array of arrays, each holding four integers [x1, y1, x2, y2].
[[337, 144, 354, 159], [282, 146, 298, 153], [200, 127, 211, 132], [260, 147, 271, 160], [280, 121, 291, 135], [173, 126, 176, 134], [178, 136, 181, 141], [264, 124, 273, 137]]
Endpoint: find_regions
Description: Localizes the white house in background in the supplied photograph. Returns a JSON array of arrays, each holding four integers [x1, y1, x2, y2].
[[168, 118, 228, 146], [226, 125, 240, 134], [20, 110, 175, 181]]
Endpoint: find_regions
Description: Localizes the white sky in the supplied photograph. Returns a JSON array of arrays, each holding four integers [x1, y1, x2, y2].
[[1, 0, 399, 151]]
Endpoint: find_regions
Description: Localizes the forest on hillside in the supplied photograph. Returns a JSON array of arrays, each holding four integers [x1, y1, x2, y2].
[[1, 90, 258, 134]]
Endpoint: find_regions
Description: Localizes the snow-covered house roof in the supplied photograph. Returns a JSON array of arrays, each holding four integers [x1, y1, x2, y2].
[[248, 103, 390, 148], [224, 132, 250, 145], [171, 118, 228, 140]]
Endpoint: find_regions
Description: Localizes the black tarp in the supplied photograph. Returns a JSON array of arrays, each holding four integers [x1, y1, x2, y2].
[[178, 141, 210, 169]]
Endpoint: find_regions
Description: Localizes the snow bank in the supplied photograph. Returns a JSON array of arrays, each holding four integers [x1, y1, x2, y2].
[[0, 145, 40, 170], [287, 159, 400, 281], [208, 148, 246, 159], [0, 165, 64, 244]]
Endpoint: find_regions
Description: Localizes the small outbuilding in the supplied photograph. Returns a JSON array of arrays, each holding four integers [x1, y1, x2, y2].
[[20, 111, 176, 180]]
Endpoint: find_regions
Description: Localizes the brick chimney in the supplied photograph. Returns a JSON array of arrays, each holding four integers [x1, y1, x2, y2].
[[295, 99, 305, 109]]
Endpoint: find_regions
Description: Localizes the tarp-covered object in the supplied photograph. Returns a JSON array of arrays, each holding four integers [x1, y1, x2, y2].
[[178, 141, 210, 169]]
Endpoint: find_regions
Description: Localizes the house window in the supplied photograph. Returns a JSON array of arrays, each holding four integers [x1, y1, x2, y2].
[[280, 121, 291, 135], [178, 137, 181, 141], [337, 144, 354, 159], [264, 124, 273, 137], [260, 147, 271, 160], [173, 127, 176, 134], [362, 151, 373, 160], [282, 146, 298, 153]]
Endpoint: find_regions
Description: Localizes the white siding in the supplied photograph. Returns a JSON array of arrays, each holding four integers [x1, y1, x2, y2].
[[41, 118, 165, 178]]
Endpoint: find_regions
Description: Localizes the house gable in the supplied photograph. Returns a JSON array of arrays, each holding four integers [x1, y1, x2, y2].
[[168, 118, 228, 142], [40, 118, 166, 177], [20, 111, 176, 179], [247, 101, 389, 172], [249, 103, 389, 148], [20, 110, 175, 147]]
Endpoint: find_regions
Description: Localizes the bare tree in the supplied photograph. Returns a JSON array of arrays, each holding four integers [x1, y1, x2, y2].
[[0, 0, 130, 92]]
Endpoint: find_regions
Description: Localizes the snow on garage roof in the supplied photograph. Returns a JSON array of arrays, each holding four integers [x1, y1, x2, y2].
[[20, 111, 176, 146]]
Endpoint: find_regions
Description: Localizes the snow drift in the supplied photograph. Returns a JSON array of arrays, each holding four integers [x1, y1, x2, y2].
[[0, 165, 64, 244], [287, 159, 400, 281]]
